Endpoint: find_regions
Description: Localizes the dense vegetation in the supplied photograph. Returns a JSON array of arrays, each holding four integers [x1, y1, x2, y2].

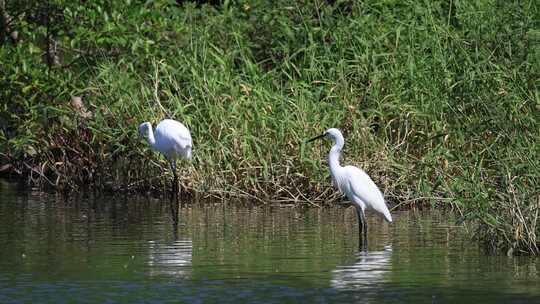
[[0, 0, 538, 254]]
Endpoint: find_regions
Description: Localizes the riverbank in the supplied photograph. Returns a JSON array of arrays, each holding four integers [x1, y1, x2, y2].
[[1, 1, 538, 254]]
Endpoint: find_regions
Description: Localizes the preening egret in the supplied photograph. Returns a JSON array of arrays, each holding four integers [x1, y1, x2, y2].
[[139, 119, 192, 201], [308, 128, 392, 248]]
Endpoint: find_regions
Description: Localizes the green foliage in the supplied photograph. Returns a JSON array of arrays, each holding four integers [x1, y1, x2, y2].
[[0, 0, 538, 254]]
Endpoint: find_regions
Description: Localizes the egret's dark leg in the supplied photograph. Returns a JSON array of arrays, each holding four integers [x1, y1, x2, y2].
[[169, 160, 179, 225], [171, 160, 180, 197], [356, 207, 368, 250], [356, 207, 363, 249], [361, 211, 368, 249], [168, 186, 177, 225], [170, 160, 182, 198]]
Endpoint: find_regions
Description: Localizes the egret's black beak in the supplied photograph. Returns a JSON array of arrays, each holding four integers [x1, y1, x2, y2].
[[307, 133, 325, 143]]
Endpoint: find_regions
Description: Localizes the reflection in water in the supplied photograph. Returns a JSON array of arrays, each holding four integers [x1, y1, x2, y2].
[[1, 182, 540, 303], [147, 238, 192, 278], [331, 245, 392, 290]]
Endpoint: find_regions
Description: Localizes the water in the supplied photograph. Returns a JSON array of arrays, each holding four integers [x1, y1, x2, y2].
[[0, 181, 539, 303]]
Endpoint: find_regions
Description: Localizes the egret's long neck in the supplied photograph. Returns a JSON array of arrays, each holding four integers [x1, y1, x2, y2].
[[328, 136, 344, 176], [146, 124, 156, 148]]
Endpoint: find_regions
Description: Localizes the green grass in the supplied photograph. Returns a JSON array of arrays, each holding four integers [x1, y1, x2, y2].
[[0, 0, 538, 254]]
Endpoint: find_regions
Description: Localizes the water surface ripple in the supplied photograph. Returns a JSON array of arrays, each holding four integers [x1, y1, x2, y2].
[[0, 182, 538, 303]]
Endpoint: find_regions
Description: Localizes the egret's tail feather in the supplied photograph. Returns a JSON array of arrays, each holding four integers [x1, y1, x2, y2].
[[383, 208, 392, 223]]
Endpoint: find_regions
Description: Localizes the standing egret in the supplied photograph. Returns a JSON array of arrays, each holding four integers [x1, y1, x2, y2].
[[307, 128, 392, 249], [139, 118, 192, 209]]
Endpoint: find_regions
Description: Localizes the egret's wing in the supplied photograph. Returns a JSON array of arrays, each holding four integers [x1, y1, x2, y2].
[[155, 119, 193, 159], [346, 166, 392, 222], [157, 119, 192, 148]]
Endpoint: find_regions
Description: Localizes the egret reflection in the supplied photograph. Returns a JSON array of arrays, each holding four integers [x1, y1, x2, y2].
[[147, 238, 192, 278], [331, 245, 392, 290]]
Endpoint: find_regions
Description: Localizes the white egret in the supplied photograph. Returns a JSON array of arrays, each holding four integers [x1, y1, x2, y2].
[[138, 118, 192, 201], [307, 128, 392, 248]]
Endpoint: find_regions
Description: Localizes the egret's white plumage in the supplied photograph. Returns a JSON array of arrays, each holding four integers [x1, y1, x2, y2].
[[139, 119, 192, 218], [139, 119, 192, 171], [308, 128, 392, 248]]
